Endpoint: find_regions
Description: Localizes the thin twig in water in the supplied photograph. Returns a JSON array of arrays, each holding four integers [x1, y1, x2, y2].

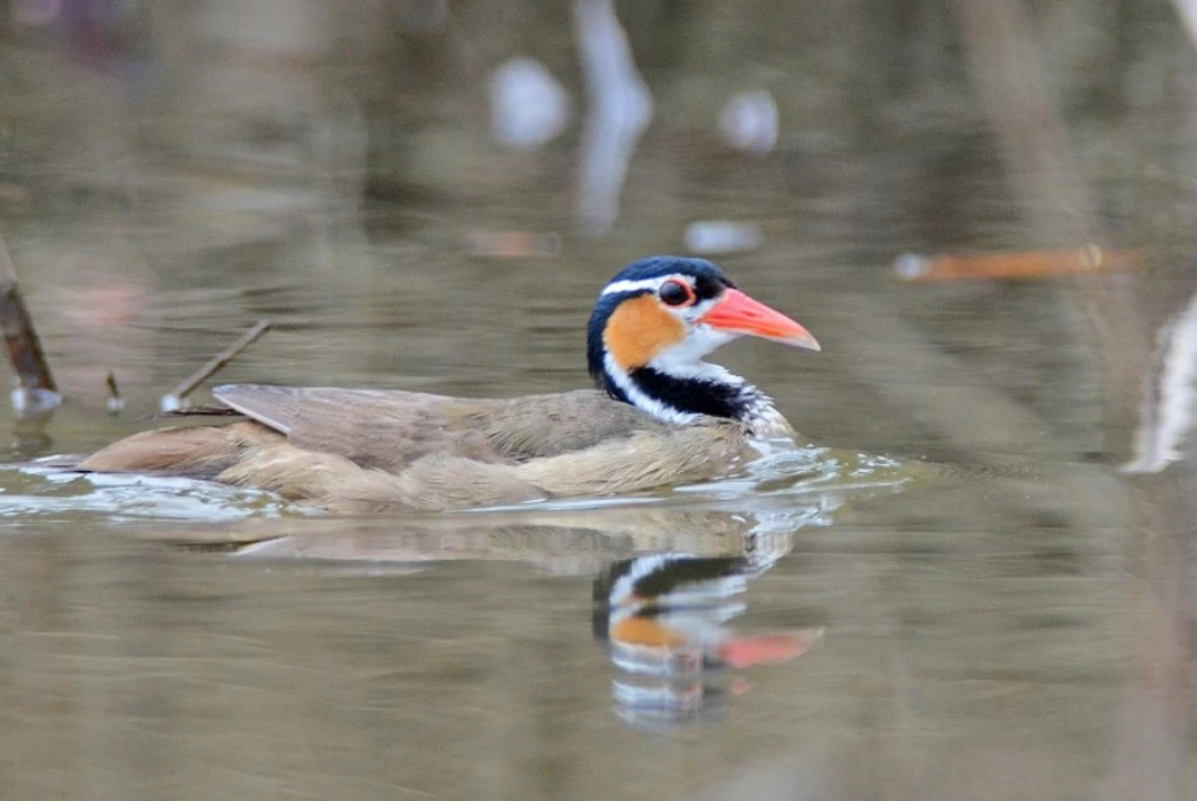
[[105, 371, 125, 415], [0, 229, 61, 417], [160, 320, 270, 411]]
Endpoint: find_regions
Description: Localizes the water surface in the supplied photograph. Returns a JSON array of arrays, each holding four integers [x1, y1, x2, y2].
[[2, 2, 1195, 799]]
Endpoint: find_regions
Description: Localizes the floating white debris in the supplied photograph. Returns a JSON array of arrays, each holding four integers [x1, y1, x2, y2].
[[683, 220, 764, 255], [159, 393, 185, 413], [490, 58, 572, 151], [11, 387, 61, 419], [893, 253, 933, 281], [719, 89, 778, 155]]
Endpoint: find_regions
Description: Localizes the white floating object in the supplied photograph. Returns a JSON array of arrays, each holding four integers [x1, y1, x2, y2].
[[490, 58, 571, 151], [718, 89, 778, 155], [159, 393, 185, 413], [893, 253, 933, 281], [684, 220, 764, 255], [11, 386, 61, 418]]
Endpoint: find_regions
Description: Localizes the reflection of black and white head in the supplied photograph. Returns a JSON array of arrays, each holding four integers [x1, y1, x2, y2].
[[591, 553, 752, 644], [586, 256, 819, 427]]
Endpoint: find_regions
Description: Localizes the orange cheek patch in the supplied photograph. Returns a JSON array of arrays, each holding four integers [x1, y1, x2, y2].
[[602, 295, 685, 371]]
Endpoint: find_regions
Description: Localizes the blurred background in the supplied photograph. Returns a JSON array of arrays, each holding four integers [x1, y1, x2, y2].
[[1, 0, 1188, 458], [2, 1, 1197, 799]]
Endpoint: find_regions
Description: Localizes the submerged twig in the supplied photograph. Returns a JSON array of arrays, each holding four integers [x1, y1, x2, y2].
[[955, 0, 1150, 431], [159, 320, 270, 412], [895, 247, 1144, 283], [1123, 286, 1197, 474], [0, 229, 61, 418], [105, 371, 125, 415], [1176, 0, 1197, 50], [573, 0, 653, 236]]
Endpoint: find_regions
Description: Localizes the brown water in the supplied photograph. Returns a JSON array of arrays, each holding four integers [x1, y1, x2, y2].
[[2, 2, 1197, 799]]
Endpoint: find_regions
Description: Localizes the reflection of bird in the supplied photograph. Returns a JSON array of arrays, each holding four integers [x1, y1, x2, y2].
[[593, 550, 793, 658], [593, 553, 758, 647], [82, 256, 819, 512], [592, 551, 819, 727]]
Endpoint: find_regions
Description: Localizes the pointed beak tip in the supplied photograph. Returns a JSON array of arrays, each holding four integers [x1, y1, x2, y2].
[[777, 331, 820, 352]]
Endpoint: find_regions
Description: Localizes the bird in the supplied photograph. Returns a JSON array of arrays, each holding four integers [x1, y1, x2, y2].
[[80, 256, 820, 513]]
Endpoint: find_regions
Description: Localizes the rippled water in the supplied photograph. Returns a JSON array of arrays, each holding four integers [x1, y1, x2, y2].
[[3, 2, 1197, 799]]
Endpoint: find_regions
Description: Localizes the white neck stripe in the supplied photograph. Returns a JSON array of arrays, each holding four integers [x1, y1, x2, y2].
[[603, 352, 701, 425]]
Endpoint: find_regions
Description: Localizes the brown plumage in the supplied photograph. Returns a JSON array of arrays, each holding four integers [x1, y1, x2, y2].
[[81, 257, 821, 512]]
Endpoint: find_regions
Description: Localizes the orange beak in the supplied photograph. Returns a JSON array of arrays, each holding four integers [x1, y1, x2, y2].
[[699, 289, 821, 351]]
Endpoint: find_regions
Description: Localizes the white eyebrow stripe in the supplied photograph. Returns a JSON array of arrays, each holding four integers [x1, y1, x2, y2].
[[600, 274, 691, 296]]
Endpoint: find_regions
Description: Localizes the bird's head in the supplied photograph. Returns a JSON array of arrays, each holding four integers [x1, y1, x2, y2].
[[587, 256, 819, 429]]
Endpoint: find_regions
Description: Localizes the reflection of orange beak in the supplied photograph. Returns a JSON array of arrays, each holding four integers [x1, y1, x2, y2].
[[715, 630, 823, 669], [699, 289, 821, 351]]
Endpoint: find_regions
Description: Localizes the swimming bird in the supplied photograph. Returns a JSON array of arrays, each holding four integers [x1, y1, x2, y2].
[[80, 256, 820, 512]]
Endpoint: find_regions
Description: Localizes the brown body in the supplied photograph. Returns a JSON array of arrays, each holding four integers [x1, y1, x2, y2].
[[81, 385, 763, 513]]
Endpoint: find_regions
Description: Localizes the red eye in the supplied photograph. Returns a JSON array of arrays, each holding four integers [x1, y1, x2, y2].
[[658, 280, 693, 307]]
